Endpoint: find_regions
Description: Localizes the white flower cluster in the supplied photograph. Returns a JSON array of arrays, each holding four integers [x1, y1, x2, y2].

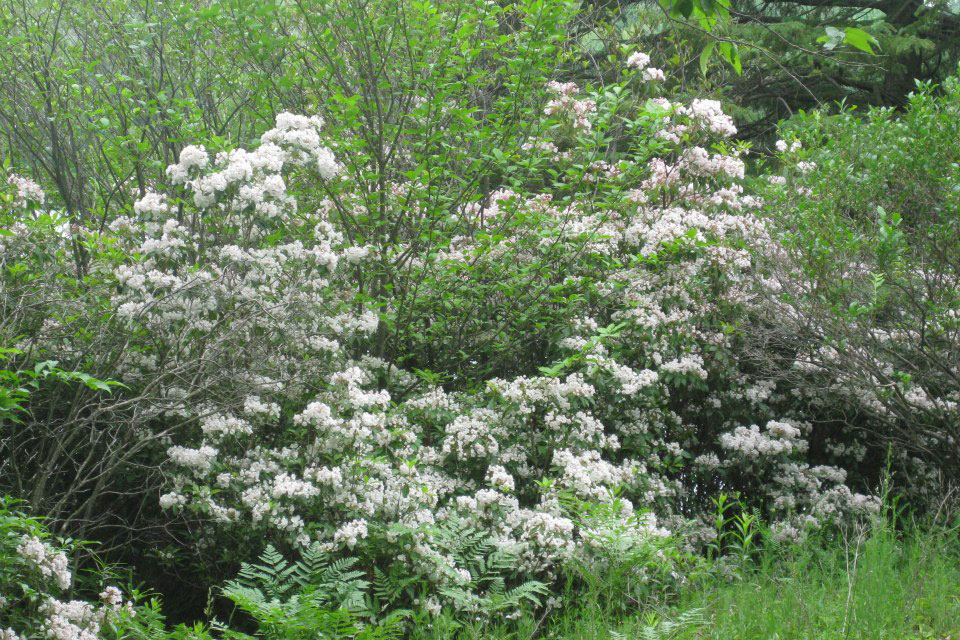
[[719, 420, 808, 458], [6, 173, 45, 207], [626, 51, 650, 69], [262, 113, 341, 180], [334, 519, 369, 549], [40, 598, 103, 640], [17, 536, 71, 590], [167, 445, 218, 474], [158, 492, 188, 510], [164, 112, 339, 218], [552, 449, 627, 502], [681, 99, 738, 137], [661, 354, 709, 380], [485, 464, 516, 493], [775, 139, 802, 153], [625, 50, 665, 82], [544, 81, 597, 131], [201, 413, 254, 437], [133, 192, 169, 217]]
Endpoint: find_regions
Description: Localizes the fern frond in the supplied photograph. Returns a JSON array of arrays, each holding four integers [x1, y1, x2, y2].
[[231, 545, 298, 600]]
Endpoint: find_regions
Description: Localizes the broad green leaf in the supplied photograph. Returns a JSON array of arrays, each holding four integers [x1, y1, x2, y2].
[[844, 27, 879, 54], [670, 0, 695, 19], [700, 41, 716, 76], [718, 42, 742, 75]]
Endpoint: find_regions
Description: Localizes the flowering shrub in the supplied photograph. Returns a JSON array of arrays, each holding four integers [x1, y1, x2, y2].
[[3, 47, 884, 615], [750, 78, 960, 507], [128, 72, 873, 602], [0, 0, 896, 621], [0, 497, 138, 640]]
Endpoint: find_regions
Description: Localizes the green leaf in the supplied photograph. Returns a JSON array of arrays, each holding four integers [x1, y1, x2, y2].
[[718, 42, 741, 75], [670, 0, 695, 19], [700, 41, 716, 76], [843, 27, 879, 55], [34, 360, 58, 375]]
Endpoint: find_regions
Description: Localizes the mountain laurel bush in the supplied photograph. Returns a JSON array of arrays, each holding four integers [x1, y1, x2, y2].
[[1, 0, 923, 622]]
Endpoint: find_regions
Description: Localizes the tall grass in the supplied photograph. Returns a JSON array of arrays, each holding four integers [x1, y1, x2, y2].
[[677, 519, 960, 639], [415, 514, 960, 640]]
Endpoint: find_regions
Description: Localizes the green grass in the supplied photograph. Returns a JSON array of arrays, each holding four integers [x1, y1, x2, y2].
[[416, 518, 960, 640], [677, 522, 960, 640]]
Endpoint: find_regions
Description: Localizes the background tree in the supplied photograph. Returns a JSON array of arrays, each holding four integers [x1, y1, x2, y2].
[[592, 0, 960, 138]]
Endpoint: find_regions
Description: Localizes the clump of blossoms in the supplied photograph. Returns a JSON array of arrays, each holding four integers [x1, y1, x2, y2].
[[16, 536, 71, 590], [6, 174, 45, 208], [161, 112, 340, 222], [107, 113, 368, 417], [150, 81, 877, 610], [544, 81, 597, 131], [2, 72, 879, 617], [0, 111, 370, 572], [1, 503, 136, 640], [626, 49, 665, 83]]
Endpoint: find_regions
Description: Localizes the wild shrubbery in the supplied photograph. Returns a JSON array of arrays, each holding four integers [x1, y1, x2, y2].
[[750, 81, 960, 505], [0, 0, 958, 634]]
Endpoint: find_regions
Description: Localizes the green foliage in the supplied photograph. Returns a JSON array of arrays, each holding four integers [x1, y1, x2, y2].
[[225, 544, 369, 613], [431, 520, 549, 616], [818, 26, 881, 54], [220, 544, 407, 640], [0, 351, 124, 425], [412, 514, 960, 639], [610, 609, 707, 640], [672, 518, 960, 639], [1, 0, 958, 635], [753, 77, 960, 498]]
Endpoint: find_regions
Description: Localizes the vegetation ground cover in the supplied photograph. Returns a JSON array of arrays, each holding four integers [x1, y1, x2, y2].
[[1, 0, 959, 638]]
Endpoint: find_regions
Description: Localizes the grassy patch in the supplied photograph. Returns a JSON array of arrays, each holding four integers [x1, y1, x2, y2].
[[417, 519, 960, 640]]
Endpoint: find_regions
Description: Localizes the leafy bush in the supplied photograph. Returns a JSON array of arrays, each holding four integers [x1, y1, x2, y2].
[[1, 0, 923, 626], [751, 77, 960, 508], [218, 544, 409, 640], [0, 496, 140, 640]]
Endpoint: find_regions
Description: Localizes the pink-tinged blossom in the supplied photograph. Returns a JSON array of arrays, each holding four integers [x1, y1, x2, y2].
[[17, 536, 71, 590], [643, 67, 666, 82], [544, 81, 596, 131], [626, 51, 650, 70], [7, 174, 45, 206]]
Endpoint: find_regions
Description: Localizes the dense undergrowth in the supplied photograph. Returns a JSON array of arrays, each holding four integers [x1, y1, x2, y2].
[[1, 0, 959, 637], [4, 490, 959, 639]]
